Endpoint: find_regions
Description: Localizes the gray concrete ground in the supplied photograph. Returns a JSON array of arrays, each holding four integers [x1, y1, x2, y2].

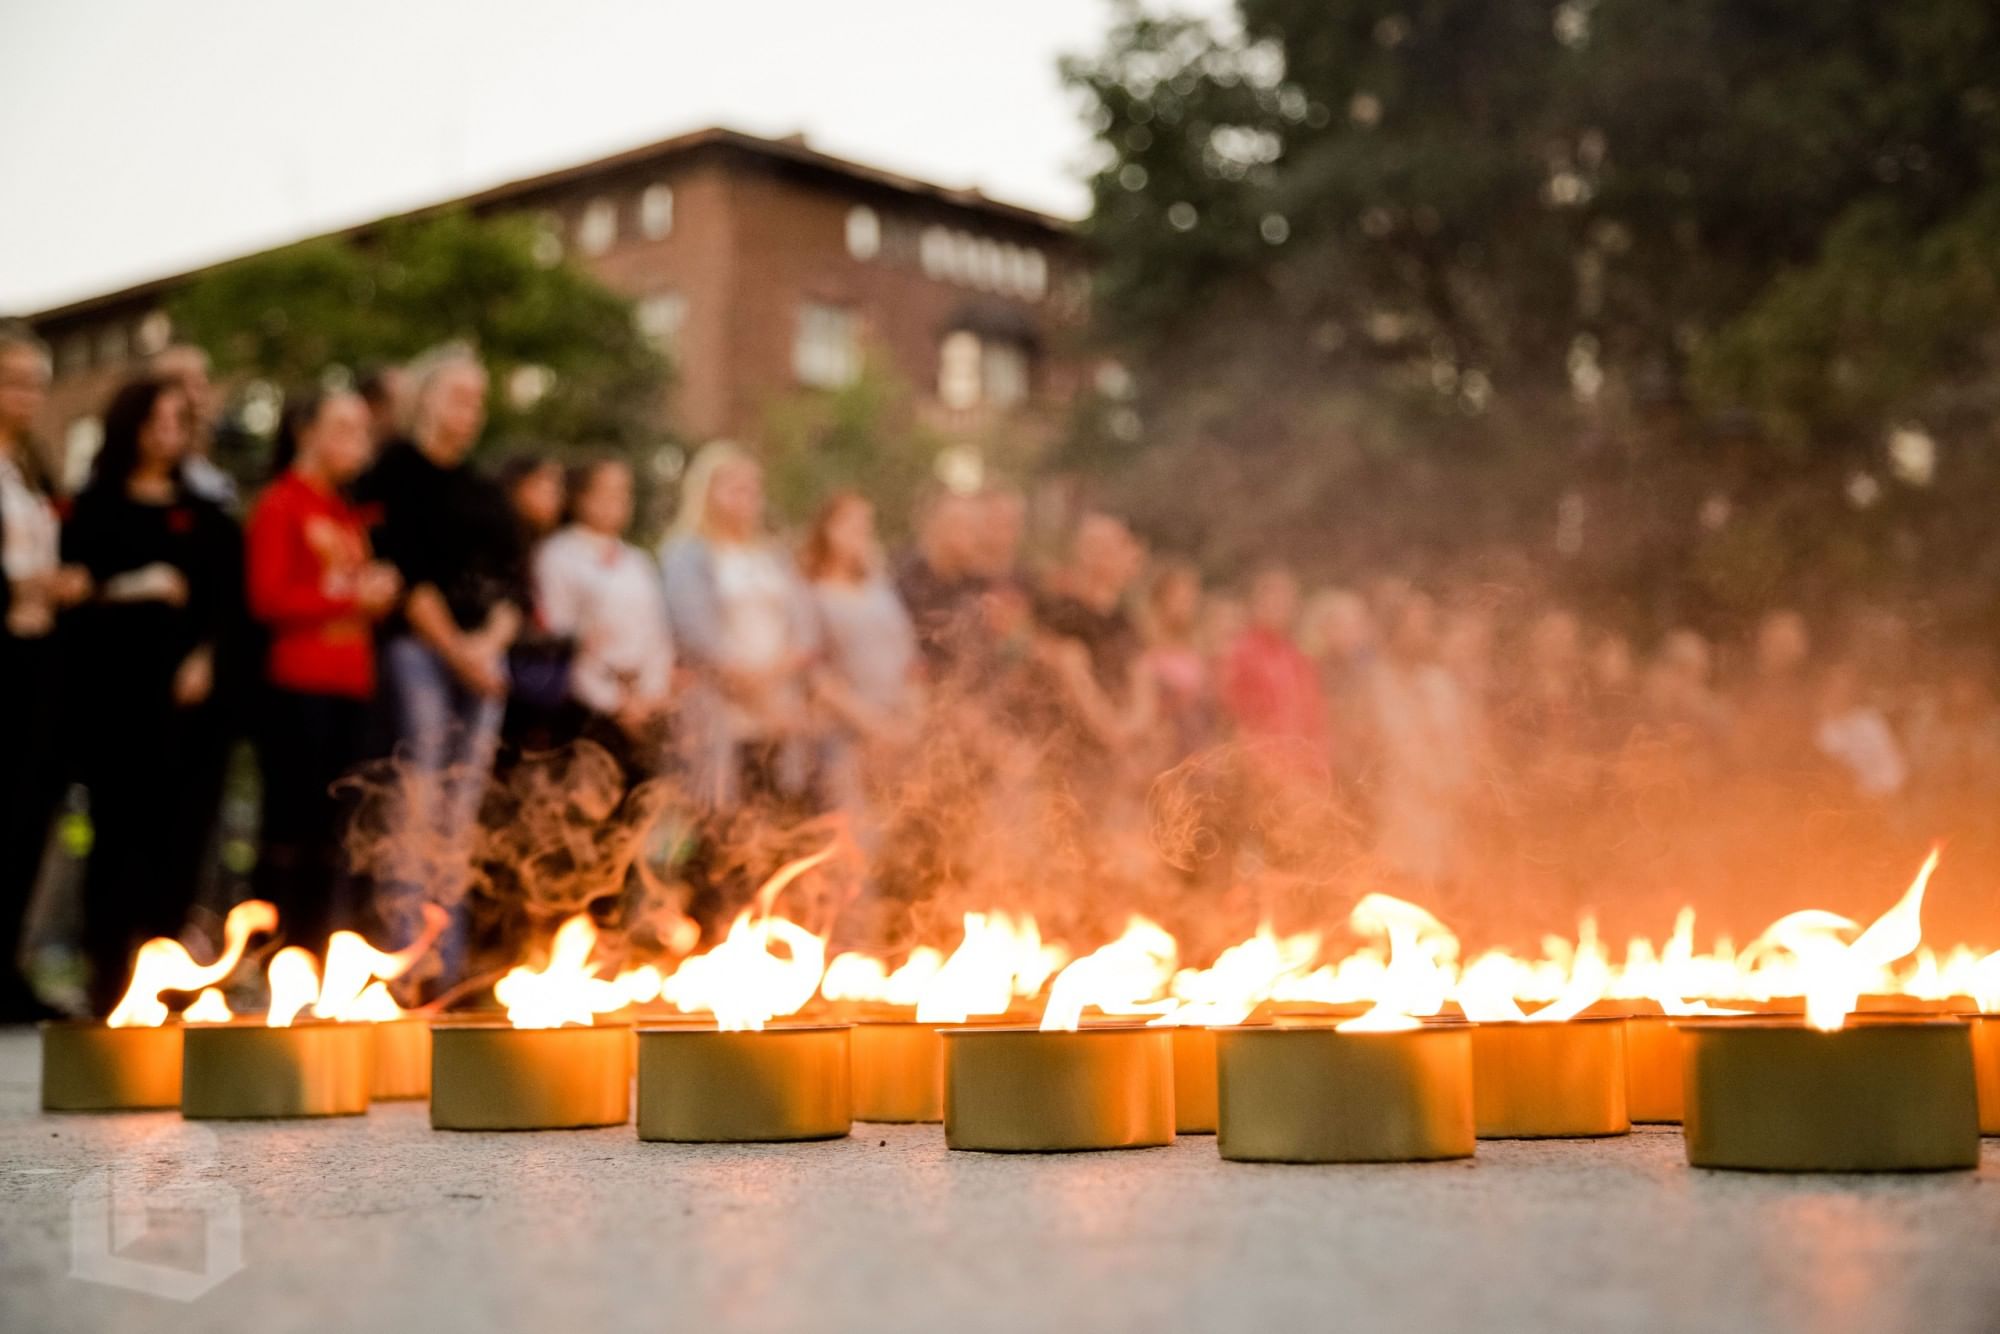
[[2, 1027, 1997, 1334]]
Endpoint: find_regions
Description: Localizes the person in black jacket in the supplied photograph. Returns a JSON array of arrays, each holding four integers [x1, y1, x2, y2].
[[0, 326, 89, 1021], [351, 345, 521, 988], [62, 376, 242, 1015]]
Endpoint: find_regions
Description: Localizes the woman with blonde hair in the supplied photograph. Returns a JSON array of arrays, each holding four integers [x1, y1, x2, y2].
[[658, 441, 818, 813]]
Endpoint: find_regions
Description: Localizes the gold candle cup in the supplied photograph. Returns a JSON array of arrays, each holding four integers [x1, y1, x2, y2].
[[429, 1023, 631, 1130], [1970, 1014, 1999, 1136], [369, 1017, 431, 1101], [1683, 1018, 1980, 1171], [942, 1025, 1174, 1153], [40, 1021, 184, 1112], [1624, 1013, 1682, 1124], [1215, 1023, 1475, 1163], [1170, 1026, 1218, 1134], [180, 1020, 373, 1119], [636, 1024, 850, 1142], [850, 1020, 942, 1123], [1470, 1016, 1629, 1139]]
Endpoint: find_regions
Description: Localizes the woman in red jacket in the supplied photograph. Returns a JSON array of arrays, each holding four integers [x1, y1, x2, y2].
[[245, 388, 400, 953]]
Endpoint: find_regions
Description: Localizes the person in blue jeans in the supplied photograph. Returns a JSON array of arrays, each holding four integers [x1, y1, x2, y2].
[[352, 345, 522, 991]]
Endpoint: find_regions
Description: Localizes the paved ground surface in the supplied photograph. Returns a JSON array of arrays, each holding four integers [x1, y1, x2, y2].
[[2, 1027, 1997, 1334]]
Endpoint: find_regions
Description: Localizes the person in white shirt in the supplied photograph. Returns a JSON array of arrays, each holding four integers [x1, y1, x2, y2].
[[535, 458, 673, 775]]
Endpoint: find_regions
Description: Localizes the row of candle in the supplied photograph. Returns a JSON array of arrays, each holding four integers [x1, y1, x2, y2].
[[39, 1007, 2000, 1172]]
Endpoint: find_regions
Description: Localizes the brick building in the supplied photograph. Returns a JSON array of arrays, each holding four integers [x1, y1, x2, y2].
[[24, 126, 1088, 483]]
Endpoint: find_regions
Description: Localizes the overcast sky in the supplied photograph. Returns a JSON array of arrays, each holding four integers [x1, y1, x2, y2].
[[0, 0, 1229, 313]]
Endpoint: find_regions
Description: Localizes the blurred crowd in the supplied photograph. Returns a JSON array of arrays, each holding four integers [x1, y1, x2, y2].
[[4, 326, 1996, 1018]]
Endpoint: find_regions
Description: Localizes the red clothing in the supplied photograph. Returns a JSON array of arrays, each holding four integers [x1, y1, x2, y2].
[[245, 471, 376, 698], [1222, 627, 1330, 753]]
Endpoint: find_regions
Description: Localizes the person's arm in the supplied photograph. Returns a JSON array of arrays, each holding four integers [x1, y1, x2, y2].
[[660, 538, 728, 669], [245, 494, 358, 628]]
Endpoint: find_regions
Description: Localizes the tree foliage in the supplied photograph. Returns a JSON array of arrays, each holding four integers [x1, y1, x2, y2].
[[1063, 0, 2000, 630], [169, 210, 672, 466]]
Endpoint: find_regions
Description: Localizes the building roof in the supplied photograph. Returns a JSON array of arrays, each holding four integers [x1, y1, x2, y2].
[[27, 125, 1078, 326]]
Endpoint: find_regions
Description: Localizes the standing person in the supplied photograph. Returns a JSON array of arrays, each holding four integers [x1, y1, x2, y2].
[[895, 486, 989, 682], [799, 491, 919, 829], [534, 457, 673, 778], [353, 345, 521, 981], [149, 344, 237, 510], [1140, 560, 1218, 765], [496, 453, 575, 756], [659, 442, 819, 815], [148, 343, 250, 914], [1031, 512, 1155, 770], [1368, 591, 1476, 891], [0, 327, 89, 1020], [1220, 564, 1328, 760], [244, 389, 400, 956], [62, 378, 240, 1014]]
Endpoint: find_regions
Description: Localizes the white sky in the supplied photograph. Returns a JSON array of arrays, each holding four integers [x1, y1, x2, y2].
[[0, 0, 1229, 313]]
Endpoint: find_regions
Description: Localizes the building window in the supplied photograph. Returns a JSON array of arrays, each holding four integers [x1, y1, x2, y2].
[[846, 205, 881, 260], [636, 291, 687, 352], [63, 417, 103, 491], [938, 331, 982, 409], [136, 310, 171, 356], [640, 183, 674, 240], [983, 339, 1031, 408], [532, 212, 565, 266], [57, 333, 89, 376], [97, 323, 128, 366], [917, 225, 1048, 302], [937, 331, 1032, 410], [793, 303, 860, 389], [919, 226, 953, 280], [578, 197, 618, 256]]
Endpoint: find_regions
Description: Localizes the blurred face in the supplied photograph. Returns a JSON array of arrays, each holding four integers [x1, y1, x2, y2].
[[575, 462, 633, 536], [140, 388, 191, 470], [299, 392, 374, 484], [0, 343, 50, 440], [511, 463, 565, 535], [826, 496, 876, 567], [1074, 514, 1141, 592], [1248, 569, 1299, 632], [706, 458, 765, 535], [977, 491, 1025, 574], [155, 347, 216, 436], [924, 493, 983, 571], [421, 363, 488, 461]]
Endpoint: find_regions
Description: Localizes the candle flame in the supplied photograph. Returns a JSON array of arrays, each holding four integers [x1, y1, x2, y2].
[[106, 900, 278, 1027]]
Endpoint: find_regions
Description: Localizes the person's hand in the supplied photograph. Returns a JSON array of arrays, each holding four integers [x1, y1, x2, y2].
[[449, 638, 508, 698], [103, 562, 188, 606], [51, 564, 92, 607], [172, 647, 214, 707], [355, 562, 401, 617]]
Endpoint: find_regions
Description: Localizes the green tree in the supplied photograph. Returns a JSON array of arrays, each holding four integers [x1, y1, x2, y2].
[[1062, 0, 2000, 627], [169, 209, 672, 470]]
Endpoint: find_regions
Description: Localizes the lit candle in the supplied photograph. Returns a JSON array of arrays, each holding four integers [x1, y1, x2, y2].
[[1684, 852, 1981, 1171], [41, 901, 275, 1112], [638, 844, 852, 1142], [180, 947, 373, 1120], [941, 925, 1175, 1153], [429, 915, 634, 1131]]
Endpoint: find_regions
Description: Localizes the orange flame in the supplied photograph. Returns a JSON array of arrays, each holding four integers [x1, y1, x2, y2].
[[266, 947, 322, 1027], [1150, 924, 1321, 1028], [312, 904, 449, 1021], [654, 842, 842, 1031], [1761, 848, 1937, 1031], [1338, 895, 1457, 1032], [105, 900, 278, 1027], [183, 988, 233, 1024], [1039, 917, 1178, 1032], [493, 914, 633, 1029]]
